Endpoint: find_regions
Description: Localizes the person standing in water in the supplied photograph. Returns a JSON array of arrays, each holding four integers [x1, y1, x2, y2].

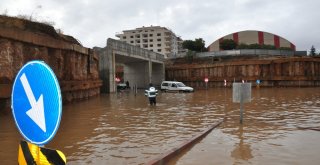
[[125, 80, 130, 89], [145, 83, 158, 106]]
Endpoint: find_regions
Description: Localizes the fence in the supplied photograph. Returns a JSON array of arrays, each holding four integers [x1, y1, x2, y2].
[[195, 49, 308, 58]]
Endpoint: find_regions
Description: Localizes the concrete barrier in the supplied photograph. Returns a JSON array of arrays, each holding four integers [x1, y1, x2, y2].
[[145, 119, 223, 165]]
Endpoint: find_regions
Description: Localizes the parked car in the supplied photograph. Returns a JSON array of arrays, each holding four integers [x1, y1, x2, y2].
[[161, 81, 194, 92], [117, 83, 127, 90]]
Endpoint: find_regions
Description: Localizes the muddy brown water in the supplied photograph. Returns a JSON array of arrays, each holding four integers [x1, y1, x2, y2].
[[1, 88, 320, 164]]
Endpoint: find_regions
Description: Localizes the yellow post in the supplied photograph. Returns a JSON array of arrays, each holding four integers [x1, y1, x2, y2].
[[18, 140, 66, 165]]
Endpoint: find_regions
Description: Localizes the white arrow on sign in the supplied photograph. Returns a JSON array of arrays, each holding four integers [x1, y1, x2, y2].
[[20, 73, 46, 132]]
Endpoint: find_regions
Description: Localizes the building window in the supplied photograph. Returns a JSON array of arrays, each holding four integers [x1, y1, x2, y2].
[[150, 44, 153, 47], [130, 36, 133, 38], [157, 49, 161, 52], [157, 38, 161, 41], [143, 34, 148, 38], [157, 44, 161, 47], [149, 34, 153, 37], [149, 39, 153, 42], [157, 33, 161, 36], [123, 36, 126, 39], [130, 41, 134, 43]]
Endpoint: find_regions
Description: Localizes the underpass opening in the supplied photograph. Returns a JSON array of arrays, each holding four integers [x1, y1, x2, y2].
[[97, 38, 165, 93]]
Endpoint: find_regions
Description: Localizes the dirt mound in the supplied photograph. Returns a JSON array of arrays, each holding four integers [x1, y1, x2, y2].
[[0, 15, 81, 45]]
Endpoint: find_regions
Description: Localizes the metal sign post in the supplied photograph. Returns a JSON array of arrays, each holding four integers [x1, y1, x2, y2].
[[240, 89, 244, 123], [233, 83, 251, 124], [256, 79, 261, 88], [204, 78, 208, 90]]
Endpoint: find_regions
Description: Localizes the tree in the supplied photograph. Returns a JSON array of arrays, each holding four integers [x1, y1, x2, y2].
[[248, 43, 262, 49], [194, 38, 206, 52], [310, 45, 316, 56], [185, 50, 195, 63], [237, 43, 249, 49], [182, 40, 195, 51], [220, 39, 237, 50], [237, 43, 290, 50], [182, 38, 207, 52]]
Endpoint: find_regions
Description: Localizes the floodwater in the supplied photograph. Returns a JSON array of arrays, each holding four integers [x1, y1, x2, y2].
[[1, 87, 320, 164]]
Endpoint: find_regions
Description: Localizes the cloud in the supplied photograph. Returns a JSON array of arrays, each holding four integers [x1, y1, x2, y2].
[[1, 0, 319, 52]]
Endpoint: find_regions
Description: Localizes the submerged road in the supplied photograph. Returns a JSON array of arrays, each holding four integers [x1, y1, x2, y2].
[[1, 88, 320, 164]]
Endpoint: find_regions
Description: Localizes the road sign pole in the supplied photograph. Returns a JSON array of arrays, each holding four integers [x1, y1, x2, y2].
[[233, 83, 251, 124], [204, 78, 208, 90], [240, 84, 244, 124]]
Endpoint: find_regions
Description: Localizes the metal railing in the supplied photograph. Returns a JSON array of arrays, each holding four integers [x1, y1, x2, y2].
[[196, 49, 307, 58]]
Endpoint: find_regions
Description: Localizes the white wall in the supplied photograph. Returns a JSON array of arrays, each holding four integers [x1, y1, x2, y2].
[[124, 61, 149, 89]]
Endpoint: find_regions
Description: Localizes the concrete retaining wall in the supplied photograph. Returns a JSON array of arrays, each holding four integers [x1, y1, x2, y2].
[[165, 56, 320, 88], [0, 16, 102, 107]]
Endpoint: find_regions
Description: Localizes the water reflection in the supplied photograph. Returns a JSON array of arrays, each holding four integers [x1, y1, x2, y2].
[[1, 88, 320, 164], [230, 125, 253, 163], [172, 87, 320, 165]]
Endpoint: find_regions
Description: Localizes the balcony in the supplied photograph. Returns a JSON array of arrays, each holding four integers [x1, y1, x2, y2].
[[164, 31, 171, 36], [166, 40, 172, 44]]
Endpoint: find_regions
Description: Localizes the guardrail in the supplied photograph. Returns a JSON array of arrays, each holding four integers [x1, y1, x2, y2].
[[196, 49, 307, 58], [107, 38, 165, 61], [167, 49, 308, 59]]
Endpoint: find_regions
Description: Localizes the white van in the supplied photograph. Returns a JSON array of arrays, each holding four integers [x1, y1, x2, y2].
[[161, 81, 194, 92]]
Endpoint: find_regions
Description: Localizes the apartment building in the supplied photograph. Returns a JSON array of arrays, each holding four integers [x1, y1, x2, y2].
[[116, 26, 182, 58]]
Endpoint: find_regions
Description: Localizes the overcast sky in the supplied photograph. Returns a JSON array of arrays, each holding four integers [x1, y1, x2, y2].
[[1, 0, 319, 52]]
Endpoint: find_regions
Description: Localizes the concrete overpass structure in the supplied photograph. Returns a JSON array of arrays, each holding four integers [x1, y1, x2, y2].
[[96, 38, 165, 93]]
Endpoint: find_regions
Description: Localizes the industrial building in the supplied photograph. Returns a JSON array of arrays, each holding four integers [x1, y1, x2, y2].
[[208, 30, 296, 51]]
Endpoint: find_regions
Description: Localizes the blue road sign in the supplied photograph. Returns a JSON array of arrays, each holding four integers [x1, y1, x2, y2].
[[12, 61, 62, 145], [256, 79, 261, 84]]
